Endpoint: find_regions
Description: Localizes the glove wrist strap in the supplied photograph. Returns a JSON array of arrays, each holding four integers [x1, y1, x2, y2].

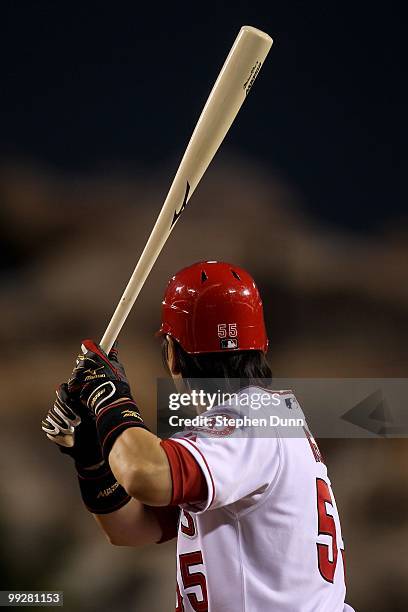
[[96, 397, 149, 462], [76, 462, 131, 514]]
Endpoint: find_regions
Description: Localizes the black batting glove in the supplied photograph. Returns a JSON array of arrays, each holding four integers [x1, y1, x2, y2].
[[68, 339, 149, 462], [42, 382, 131, 514], [42, 383, 103, 468]]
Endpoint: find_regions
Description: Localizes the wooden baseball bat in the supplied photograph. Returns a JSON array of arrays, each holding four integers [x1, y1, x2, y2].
[[100, 25, 273, 352]]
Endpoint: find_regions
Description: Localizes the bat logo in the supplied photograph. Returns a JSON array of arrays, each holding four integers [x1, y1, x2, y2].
[[243, 60, 262, 96], [171, 181, 190, 227]]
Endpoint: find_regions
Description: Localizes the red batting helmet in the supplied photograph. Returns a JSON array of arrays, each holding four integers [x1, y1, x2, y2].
[[158, 261, 268, 354]]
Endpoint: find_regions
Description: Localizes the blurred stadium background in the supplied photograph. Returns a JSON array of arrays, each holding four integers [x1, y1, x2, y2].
[[1, 2, 407, 611]]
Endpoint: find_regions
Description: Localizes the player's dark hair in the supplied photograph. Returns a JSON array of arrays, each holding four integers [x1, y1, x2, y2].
[[162, 337, 272, 392]]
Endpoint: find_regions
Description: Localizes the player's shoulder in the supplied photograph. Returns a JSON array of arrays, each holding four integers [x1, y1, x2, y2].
[[231, 386, 311, 447], [229, 385, 305, 421]]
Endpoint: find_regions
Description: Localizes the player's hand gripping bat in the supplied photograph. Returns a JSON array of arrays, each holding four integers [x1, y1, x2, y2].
[[100, 25, 273, 352]]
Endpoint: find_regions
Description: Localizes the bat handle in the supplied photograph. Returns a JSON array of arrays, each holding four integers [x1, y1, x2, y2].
[[99, 274, 144, 353], [100, 320, 121, 354], [99, 226, 168, 353]]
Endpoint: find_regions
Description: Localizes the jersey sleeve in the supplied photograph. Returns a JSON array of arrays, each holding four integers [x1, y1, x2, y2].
[[160, 439, 208, 505], [170, 425, 281, 514]]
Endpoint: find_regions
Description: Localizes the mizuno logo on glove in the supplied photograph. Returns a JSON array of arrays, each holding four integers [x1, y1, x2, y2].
[[88, 381, 117, 413]]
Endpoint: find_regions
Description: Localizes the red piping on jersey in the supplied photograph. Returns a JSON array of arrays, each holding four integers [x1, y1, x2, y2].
[[179, 438, 216, 509]]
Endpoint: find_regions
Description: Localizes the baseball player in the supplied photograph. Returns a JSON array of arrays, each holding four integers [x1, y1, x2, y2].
[[42, 261, 354, 611]]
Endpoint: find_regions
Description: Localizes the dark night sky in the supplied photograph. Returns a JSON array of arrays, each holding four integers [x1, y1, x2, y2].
[[1, 1, 406, 232]]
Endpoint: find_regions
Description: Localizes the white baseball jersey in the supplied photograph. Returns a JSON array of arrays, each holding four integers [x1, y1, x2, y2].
[[171, 388, 354, 612]]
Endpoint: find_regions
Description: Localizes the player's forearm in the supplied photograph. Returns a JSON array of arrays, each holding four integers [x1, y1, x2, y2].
[[108, 428, 173, 506], [94, 497, 162, 546]]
